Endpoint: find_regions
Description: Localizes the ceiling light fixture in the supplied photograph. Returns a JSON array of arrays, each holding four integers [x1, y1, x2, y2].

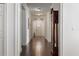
[[33, 8, 41, 11]]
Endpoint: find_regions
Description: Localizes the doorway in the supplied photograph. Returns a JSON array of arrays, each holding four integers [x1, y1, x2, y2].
[[20, 3, 60, 56]]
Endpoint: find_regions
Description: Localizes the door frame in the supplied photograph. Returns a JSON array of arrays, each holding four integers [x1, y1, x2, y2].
[[58, 3, 63, 56], [4, 3, 21, 56], [14, 3, 21, 56], [4, 3, 7, 56], [3, 3, 63, 56]]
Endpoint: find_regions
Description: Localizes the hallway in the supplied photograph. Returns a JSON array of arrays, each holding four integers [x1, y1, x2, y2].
[[20, 3, 59, 56]]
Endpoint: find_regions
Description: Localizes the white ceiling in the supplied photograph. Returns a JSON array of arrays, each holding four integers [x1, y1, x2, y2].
[[27, 3, 52, 16], [27, 3, 52, 11]]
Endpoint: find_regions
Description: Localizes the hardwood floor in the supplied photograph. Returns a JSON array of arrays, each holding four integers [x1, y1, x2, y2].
[[20, 36, 52, 56]]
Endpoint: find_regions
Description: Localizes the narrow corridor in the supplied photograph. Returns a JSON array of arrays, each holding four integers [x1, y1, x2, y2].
[[20, 3, 59, 56]]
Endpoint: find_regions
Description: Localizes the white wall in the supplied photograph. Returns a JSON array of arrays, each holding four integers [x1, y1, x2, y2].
[[58, 4, 63, 56], [62, 3, 79, 56], [20, 4, 26, 46], [25, 4, 30, 45], [50, 3, 60, 10], [46, 12, 51, 42], [0, 4, 4, 56], [6, 3, 15, 56], [20, 4, 30, 46]]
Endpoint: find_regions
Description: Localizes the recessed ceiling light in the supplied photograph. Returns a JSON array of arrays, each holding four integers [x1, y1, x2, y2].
[[33, 8, 41, 11]]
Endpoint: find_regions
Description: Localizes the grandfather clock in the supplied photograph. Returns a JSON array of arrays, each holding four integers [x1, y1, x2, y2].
[[51, 8, 58, 56]]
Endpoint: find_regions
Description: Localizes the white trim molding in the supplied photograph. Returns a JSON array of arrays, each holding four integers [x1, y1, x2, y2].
[[4, 3, 21, 56], [15, 3, 21, 56], [4, 3, 7, 56], [58, 3, 63, 56]]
